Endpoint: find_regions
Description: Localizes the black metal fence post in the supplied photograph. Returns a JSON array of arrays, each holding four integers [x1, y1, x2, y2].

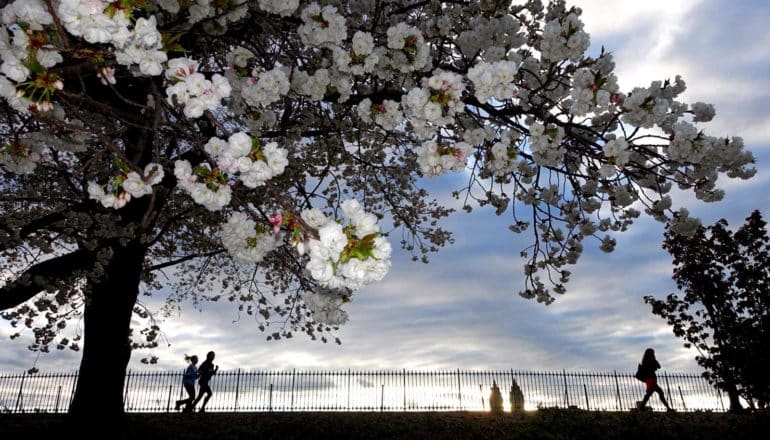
[[717, 388, 725, 412], [290, 369, 296, 411], [479, 383, 484, 409], [663, 372, 674, 410], [234, 368, 242, 412], [68, 370, 78, 410], [457, 368, 462, 411], [678, 386, 687, 412], [402, 369, 406, 411], [123, 369, 132, 410], [54, 385, 62, 413], [15, 371, 26, 413], [562, 369, 569, 407]]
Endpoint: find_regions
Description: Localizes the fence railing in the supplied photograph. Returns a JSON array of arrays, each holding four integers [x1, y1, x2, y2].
[[0, 369, 726, 413]]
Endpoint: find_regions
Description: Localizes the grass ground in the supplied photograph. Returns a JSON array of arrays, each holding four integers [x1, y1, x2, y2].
[[1, 409, 768, 439]]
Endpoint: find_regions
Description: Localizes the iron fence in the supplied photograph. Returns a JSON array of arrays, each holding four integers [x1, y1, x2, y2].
[[0, 369, 725, 413]]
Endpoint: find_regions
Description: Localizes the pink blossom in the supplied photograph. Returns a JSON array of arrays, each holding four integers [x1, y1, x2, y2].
[[269, 213, 283, 234]]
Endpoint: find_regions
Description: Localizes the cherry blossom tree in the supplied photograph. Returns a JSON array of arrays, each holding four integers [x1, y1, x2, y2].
[[645, 211, 770, 411], [0, 0, 755, 415]]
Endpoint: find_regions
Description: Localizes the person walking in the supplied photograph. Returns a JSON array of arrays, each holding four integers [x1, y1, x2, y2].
[[636, 348, 674, 411], [509, 379, 525, 413], [489, 380, 503, 414], [193, 351, 219, 412], [175, 354, 199, 413]]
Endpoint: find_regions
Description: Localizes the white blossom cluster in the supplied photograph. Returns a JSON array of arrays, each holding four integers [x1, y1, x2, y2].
[[257, 0, 299, 16], [304, 200, 391, 291], [621, 76, 687, 128], [57, 0, 167, 76], [416, 140, 473, 177], [691, 102, 716, 122], [290, 68, 352, 103], [0, 113, 91, 173], [455, 15, 526, 61], [186, 0, 249, 27], [529, 122, 565, 167], [227, 47, 254, 71], [220, 211, 280, 265], [1, 0, 53, 29], [0, 1, 61, 112], [57, 0, 125, 45], [486, 132, 520, 177], [0, 142, 44, 174], [357, 99, 403, 131], [611, 185, 637, 207], [222, 47, 253, 109], [404, 70, 464, 130], [302, 289, 349, 326], [87, 163, 164, 209], [156, 0, 180, 14], [242, 66, 290, 108], [467, 60, 520, 103], [386, 23, 430, 72], [174, 160, 232, 211], [568, 67, 619, 116], [599, 235, 617, 253], [670, 208, 701, 237], [1, 3, 56, 79], [22, 124, 89, 153], [668, 121, 707, 164], [112, 16, 167, 76], [165, 58, 231, 118], [334, 31, 379, 75], [665, 122, 745, 197], [203, 132, 288, 188], [291, 68, 330, 101], [602, 137, 630, 167], [188, 0, 215, 24], [540, 12, 590, 62], [298, 3, 346, 48]]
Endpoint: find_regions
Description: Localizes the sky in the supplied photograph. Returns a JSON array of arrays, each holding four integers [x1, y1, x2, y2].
[[1, 0, 769, 376]]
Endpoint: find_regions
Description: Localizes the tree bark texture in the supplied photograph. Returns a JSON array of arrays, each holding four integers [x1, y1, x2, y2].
[[68, 243, 146, 416]]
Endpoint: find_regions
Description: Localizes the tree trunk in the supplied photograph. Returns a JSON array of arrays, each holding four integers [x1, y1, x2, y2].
[[69, 243, 146, 416], [724, 380, 743, 412]]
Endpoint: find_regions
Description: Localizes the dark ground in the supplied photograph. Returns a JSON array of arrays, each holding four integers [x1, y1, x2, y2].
[[1, 409, 768, 439]]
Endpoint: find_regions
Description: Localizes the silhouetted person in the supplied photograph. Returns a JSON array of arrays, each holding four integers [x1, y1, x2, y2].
[[175, 354, 198, 413], [510, 380, 525, 413], [489, 380, 503, 414], [637, 348, 674, 411], [193, 351, 219, 412]]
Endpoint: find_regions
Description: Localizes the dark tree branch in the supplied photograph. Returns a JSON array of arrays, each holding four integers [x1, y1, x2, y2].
[[0, 250, 92, 311], [0, 211, 68, 252], [147, 249, 226, 272]]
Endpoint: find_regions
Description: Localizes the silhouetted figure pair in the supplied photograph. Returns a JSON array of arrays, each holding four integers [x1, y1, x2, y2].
[[488, 380, 525, 414], [636, 348, 674, 411], [174, 351, 219, 413]]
